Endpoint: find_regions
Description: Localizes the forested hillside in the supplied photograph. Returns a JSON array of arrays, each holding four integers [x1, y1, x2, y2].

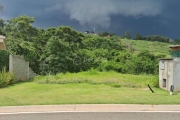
[[0, 16, 173, 75]]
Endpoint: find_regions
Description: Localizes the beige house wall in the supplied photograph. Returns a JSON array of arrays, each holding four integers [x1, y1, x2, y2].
[[0, 35, 6, 50]]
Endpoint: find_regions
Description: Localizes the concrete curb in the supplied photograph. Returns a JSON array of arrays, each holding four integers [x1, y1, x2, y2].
[[1, 104, 180, 113]]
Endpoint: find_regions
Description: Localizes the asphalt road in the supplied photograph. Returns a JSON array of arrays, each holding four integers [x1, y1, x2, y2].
[[1, 112, 180, 120]]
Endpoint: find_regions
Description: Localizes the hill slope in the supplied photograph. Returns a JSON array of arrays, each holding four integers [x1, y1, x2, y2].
[[121, 39, 171, 57]]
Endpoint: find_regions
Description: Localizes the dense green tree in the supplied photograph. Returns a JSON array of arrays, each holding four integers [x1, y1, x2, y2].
[[143, 35, 169, 43], [4, 16, 40, 73], [134, 33, 142, 40], [133, 50, 157, 74], [98, 31, 115, 37], [83, 35, 124, 51], [173, 39, 180, 45], [40, 26, 85, 74], [5, 16, 37, 54], [0, 50, 10, 71], [1, 15, 163, 75], [124, 31, 131, 39], [41, 36, 73, 74]]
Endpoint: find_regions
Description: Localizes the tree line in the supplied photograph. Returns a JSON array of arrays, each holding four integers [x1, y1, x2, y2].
[[0, 15, 166, 75], [134, 33, 170, 43], [99, 31, 171, 43], [126, 32, 170, 43]]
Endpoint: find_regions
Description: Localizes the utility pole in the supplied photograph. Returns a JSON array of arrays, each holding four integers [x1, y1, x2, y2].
[[0, 5, 3, 19], [0, 5, 3, 35], [0, 5, 3, 12]]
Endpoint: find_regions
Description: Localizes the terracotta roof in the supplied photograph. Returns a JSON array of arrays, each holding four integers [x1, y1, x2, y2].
[[159, 58, 173, 60], [169, 45, 180, 48]]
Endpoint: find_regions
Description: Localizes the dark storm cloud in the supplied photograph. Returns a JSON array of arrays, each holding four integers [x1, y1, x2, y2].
[[46, 0, 165, 28], [0, 0, 68, 27], [0, 0, 180, 38], [1, 0, 165, 27]]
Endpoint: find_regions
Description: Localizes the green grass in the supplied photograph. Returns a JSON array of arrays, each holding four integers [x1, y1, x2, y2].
[[121, 39, 171, 57], [34, 71, 158, 88], [1, 71, 180, 106], [0, 82, 180, 106]]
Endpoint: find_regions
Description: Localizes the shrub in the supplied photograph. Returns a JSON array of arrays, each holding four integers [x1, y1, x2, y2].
[[87, 68, 99, 75], [0, 67, 16, 88], [0, 50, 10, 71]]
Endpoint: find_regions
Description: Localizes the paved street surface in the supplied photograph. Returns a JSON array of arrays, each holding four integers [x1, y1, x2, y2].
[[1, 112, 180, 120], [1, 104, 180, 120]]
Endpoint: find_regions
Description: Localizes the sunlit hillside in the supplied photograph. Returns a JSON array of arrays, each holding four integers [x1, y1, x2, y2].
[[121, 39, 172, 57]]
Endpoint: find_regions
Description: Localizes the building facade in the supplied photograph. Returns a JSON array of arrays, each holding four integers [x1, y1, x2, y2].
[[159, 45, 180, 91]]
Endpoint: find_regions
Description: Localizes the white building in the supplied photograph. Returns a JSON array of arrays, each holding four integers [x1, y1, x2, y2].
[[159, 45, 180, 91]]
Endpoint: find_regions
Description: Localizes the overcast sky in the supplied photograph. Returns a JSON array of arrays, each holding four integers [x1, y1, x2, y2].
[[0, 0, 180, 39]]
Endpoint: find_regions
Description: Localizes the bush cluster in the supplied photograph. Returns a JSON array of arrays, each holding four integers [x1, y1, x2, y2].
[[0, 67, 16, 88], [98, 50, 163, 74]]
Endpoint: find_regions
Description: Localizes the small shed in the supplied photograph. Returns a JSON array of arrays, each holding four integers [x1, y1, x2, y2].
[[159, 45, 180, 91], [0, 35, 6, 50]]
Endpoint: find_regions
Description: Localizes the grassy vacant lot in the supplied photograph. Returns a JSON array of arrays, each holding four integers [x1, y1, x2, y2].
[[121, 39, 171, 57], [0, 71, 180, 106], [34, 71, 158, 88]]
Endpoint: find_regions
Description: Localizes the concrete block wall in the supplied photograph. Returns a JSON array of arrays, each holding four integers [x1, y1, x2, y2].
[[173, 58, 180, 91], [29, 68, 36, 79], [9, 55, 36, 81]]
